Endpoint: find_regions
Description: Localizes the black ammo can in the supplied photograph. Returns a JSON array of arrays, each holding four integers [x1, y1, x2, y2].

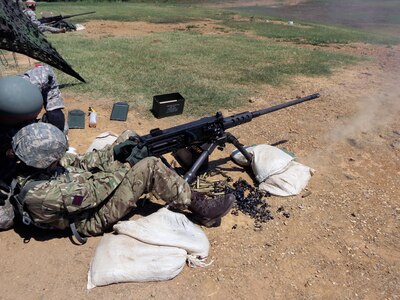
[[152, 93, 185, 118]]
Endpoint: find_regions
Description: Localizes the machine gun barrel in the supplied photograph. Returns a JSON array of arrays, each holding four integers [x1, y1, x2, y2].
[[252, 93, 320, 118], [222, 93, 320, 130], [39, 11, 96, 24]]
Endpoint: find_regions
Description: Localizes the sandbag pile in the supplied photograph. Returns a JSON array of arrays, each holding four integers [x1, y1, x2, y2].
[[231, 144, 314, 196], [87, 207, 210, 289]]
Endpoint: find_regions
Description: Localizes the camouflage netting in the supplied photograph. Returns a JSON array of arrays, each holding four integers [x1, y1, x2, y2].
[[0, 0, 85, 82]]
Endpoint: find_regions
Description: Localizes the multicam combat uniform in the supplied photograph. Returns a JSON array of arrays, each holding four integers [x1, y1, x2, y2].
[[14, 131, 192, 237], [21, 64, 64, 112], [23, 9, 65, 33]]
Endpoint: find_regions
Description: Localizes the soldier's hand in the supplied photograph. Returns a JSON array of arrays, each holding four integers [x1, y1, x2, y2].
[[113, 137, 149, 166], [113, 139, 139, 162], [0, 180, 10, 206], [126, 144, 149, 166]]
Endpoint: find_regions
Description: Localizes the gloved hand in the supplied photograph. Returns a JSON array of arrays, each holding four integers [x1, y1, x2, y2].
[[0, 180, 10, 206], [113, 139, 139, 162], [125, 144, 149, 166], [113, 137, 149, 166]]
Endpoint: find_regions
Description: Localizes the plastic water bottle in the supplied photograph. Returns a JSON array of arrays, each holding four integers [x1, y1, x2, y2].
[[88, 107, 97, 128]]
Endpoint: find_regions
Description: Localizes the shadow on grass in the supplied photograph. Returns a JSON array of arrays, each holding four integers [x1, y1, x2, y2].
[[58, 82, 86, 89]]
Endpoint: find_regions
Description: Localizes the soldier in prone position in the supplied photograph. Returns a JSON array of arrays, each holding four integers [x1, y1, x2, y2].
[[0, 122, 234, 240]]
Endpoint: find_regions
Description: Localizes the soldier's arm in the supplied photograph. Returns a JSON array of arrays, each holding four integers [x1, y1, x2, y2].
[[41, 109, 65, 131], [42, 65, 65, 111], [24, 10, 41, 26]]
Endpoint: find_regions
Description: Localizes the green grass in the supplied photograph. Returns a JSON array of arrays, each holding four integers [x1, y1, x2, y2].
[[50, 31, 358, 115], [33, 2, 384, 116], [223, 19, 400, 45], [231, 0, 400, 43], [37, 2, 233, 23]]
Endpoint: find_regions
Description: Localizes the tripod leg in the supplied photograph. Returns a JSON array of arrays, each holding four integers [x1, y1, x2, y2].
[[184, 142, 218, 183], [226, 132, 253, 164]]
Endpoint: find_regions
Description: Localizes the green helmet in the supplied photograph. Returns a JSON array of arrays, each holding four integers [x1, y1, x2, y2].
[[0, 76, 43, 125], [12, 122, 68, 169]]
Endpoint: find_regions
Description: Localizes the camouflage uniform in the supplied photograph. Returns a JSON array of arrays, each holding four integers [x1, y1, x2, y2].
[[21, 64, 64, 112], [0, 66, 65, 183], [23, 9, 65, 33], [14, 130, 192, 236]]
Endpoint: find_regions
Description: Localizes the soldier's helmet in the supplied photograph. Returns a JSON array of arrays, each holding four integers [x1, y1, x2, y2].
[[0, 76, 43, 125], [12, 122, 68, 169]]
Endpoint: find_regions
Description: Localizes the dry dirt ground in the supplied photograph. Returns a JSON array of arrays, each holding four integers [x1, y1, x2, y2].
[[1, 6, 400, 300]]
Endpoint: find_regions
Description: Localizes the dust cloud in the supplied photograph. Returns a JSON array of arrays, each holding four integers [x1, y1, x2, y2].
[[303, 75, 400, 173], [328, 79, 400, 144]]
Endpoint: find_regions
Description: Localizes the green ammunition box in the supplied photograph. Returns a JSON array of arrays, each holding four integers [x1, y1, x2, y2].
[[68, 109, 85, 129], [110, 102, 129, 121]]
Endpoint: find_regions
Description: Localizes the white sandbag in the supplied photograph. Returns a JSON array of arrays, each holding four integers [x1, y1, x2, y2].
[[86, 131, 119, 153], [88, 208, 210, 289], [232, 144, 313, 196], [230, 145, 257, 167], [251, 145, 295, 183], [87, 234, 187, 289], [259, 161, 315, 196], [0, 199, 14, 230], [113, 207, 209, 259], [75, 24, 86, 31]]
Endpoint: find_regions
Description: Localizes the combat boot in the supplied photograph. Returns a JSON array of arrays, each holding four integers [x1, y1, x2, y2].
[[189, 191, 235, 227]]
